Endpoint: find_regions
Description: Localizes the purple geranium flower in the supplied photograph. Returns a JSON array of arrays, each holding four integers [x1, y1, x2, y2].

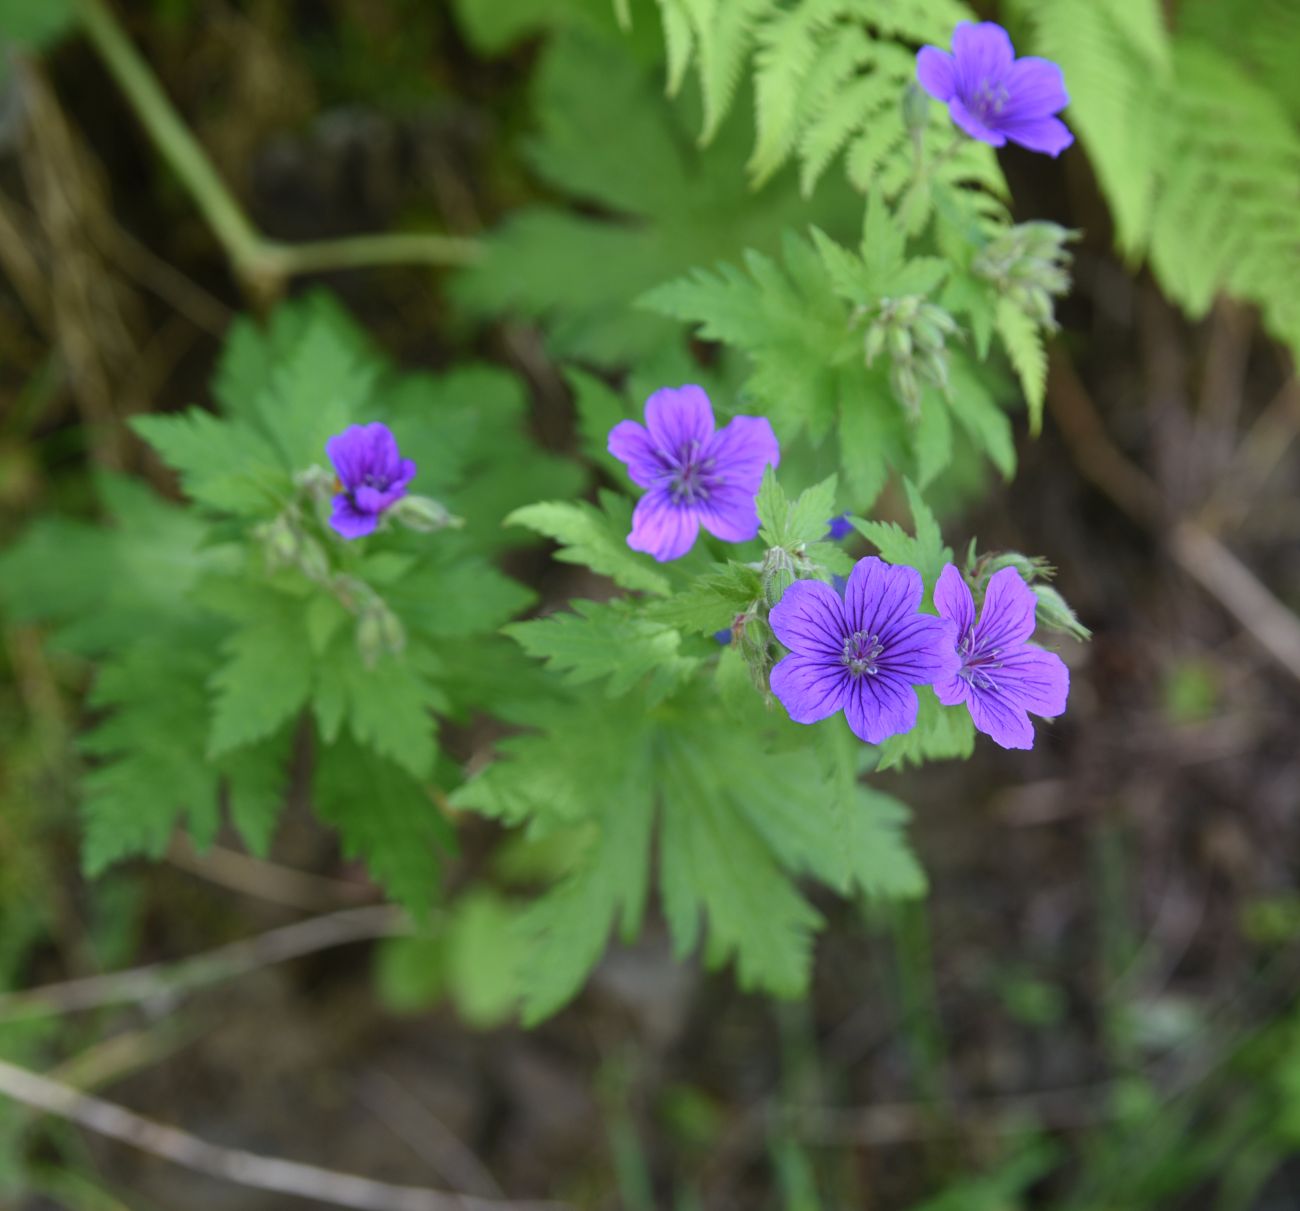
[[768, 557, 959, 744], [826, 514, 854, 541], [608, 385, 779, 562], [917, 22, 1073, 157], [325, 422, 417, 540], [933, 564, 1070, 750]]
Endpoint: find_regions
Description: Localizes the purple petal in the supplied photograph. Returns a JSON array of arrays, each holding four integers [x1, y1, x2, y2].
[[696, 484, 762, 543], [965, 684, 1035, 750], [353, 486, 385, 514], [394, 458, 418, 490], [934, 564, 975, 641], [326, 427, 369, 488], [974, 567, 1037, 652], [705, 414, 780, 487], [843, 672, 919, 744], [627, 490, 700, 562], [916, 46, 958, 102], [1003, 56, 1069, 121], [843, 557, 923, 641], [996, 645, 1069, 717], [355, 484, 406, 514], [644, 385, 715, 457], [769, 579, 846, 661], [329, 494, 378, 540], [769, 654, 848, 724], [1001, 115, 1073, 157], [365, 423, 402, 480], [608, 420, 665, 488], [952, 21, 1015, 95], [934, 670, 969, 708], [948, 97, 1007, 147], [878, 613, 959, 684]]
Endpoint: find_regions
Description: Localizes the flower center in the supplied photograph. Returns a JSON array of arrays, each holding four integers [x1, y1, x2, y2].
[[957, 630, 1002, 690], [971, 79, 1010, 123], [362, 473, 390, 491], [669, 440, 716, 504], [841, 630, 884, 677]]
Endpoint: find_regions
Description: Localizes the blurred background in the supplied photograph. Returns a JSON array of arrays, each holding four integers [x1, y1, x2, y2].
[[2, 1, 1300, 1208]]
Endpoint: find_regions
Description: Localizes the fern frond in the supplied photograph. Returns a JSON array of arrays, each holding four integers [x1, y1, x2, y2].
[[638, 0, 1003, 219], [685, 0, 777, 144], [1025, 0, 1168, 253], [748, 0, 847, 184]]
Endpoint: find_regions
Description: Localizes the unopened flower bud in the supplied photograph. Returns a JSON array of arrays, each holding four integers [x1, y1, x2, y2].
[[356, 603, 406, 667], [863, 321, 888, 366], [919, 302, 959, 336], [893, 295, 921, 325], [295, 465, 336, 498], [259, 515, 300, 568], [923, 350, 951, 397], [901, 82, 931, 137], [984, 551, 1053, 583], [891, 362, 920, 418], [761, 547, 797, 608], [739, 613, 775, 691], [1033, 584, 1091, 641], [297, 536, 331, 583], [390, 494, 462, 534], [914, 317, 947, 353]]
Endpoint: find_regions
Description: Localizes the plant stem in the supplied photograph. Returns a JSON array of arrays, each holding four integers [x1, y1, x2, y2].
[[74, 0, 481, 296], [259, 232, 481, 277], [75, 0, 261, 272]]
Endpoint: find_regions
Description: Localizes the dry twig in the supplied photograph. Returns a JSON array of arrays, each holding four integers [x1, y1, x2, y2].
[[0, 905, 408, 1024], [166, 836, 381, 912], [0, 1057, 566, 1211], [1048, 350, 1300, 686]]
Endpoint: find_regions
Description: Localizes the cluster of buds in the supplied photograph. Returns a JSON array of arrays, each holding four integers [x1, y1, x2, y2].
[[860, 295, 960, 418], [727, 608, 776, 694], [255, 509, 331, 584], [256, 508, 410, 666], [972, 221, 1075, 330], [969, 548, 1091, 642]]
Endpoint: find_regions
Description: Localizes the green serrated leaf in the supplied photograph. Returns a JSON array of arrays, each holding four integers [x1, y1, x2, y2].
[[222, 733, 292, 858], [312, 739, 451, 919], [507, 599, 697, 700], [456, 27, 859, 366], [506, 496, 671, 595], [79, 640, 223, 875], [258, 314, 377, 472], [311, 637, 440, 780], [850, 479, 951, 597], [876, 686, 974, 770], [131, 409, 285, 517], [208, 597, 314, 759], [646, 562, 762, 633], [758, 468, 838, 549], [995, 299, 1047, 434], [566, 365, 634, 478]]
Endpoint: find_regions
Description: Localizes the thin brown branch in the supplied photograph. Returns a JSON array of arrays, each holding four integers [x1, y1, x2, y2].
[[1048, 350, 1300, 687], [1169, 521, 1300, 683], [0, 905, 408, 1024], [0, 1057, 566, 1211], [166, 835, 380, 912]]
